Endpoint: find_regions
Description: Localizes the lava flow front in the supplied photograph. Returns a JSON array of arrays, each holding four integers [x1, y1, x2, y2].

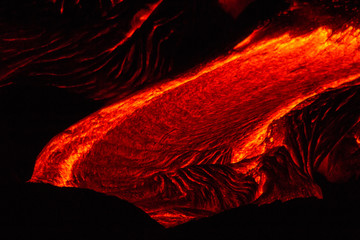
[[29, 18, 360, 227]]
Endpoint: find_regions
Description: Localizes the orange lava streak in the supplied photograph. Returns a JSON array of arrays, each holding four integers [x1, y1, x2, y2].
[[233, 70, 360, 163]]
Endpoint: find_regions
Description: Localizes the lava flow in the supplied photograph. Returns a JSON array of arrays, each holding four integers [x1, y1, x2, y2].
[[30, 19, 360, 227]]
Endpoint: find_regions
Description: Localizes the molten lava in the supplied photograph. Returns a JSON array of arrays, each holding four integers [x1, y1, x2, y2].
[[30, 23, 360, 227]]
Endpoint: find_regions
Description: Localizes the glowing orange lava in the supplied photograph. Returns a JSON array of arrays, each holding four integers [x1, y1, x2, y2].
[[30, 24, 360, 227]]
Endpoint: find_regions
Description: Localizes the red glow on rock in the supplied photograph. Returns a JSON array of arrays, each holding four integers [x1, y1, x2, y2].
[[107, 0, 163, 53], [218, 0, 255, 18]]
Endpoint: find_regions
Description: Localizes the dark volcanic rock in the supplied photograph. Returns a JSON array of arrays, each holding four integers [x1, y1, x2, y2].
[[2, 183, 164, 240]]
